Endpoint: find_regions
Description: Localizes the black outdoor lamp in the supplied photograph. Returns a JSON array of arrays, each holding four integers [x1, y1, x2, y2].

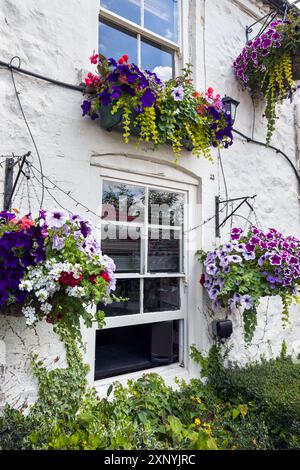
[[222, 96, 240, 125]]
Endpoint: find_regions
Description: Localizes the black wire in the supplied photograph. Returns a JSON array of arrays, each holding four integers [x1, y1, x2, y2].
[[0, 58, 84, 92], [233, 128, 300, 191], [28, 161, 101, 219], [9, 57, 45, 208]]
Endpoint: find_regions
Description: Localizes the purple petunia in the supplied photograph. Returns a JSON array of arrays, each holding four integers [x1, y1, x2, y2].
[[81, 100, 91, 116], [240, 294, 253, 310], [171, 85, 184, 101], [45, 210, 68, 229], [140, 88, 156, 108]]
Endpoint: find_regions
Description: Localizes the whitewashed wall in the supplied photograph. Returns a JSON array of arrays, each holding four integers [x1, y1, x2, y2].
[[0, 0, 299, 409]]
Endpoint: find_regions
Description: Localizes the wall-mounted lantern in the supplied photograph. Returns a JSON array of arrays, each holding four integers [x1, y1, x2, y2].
[[222, 96, 240, 125]]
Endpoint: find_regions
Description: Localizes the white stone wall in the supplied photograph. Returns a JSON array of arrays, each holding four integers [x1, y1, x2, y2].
[[0, 0, 299, 408]]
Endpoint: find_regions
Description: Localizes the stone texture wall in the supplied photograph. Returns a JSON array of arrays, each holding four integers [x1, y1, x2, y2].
[[0, 0, 299, 408]]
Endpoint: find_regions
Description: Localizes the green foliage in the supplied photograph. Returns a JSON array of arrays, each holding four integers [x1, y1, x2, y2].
[[1, 335, 299, 451], [194, 346, 300, 449]]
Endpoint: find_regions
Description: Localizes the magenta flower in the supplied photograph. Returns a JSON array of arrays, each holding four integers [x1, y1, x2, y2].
[[270, 254, 282, 265]]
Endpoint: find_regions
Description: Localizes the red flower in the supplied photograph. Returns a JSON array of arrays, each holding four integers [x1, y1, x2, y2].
[[88, 271, 110, 284], [100, 272, 110, 282], [199, 274, 206, 286], [207, 87, 214, 97], [88, 274, 97, 285], [59, 272, 83, 287], [122, 54, 129, 62], [118, 57, 125, 64], [89, 51, 98, 64]]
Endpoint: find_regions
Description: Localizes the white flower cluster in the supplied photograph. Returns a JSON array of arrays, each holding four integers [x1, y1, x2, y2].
[[19, 259, 84, 324], [23, 306, 37, 326], [66, 286, 86, 298]]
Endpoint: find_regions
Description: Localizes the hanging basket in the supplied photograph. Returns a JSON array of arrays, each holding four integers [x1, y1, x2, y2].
[[292, 50, 300, 80], [99, 104, 194, 151]]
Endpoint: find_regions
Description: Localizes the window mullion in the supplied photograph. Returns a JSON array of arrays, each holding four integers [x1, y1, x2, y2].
[[137, 33, 141, 68], [140, 278, 144, 314], [144, 186, 149, 274], [141, 0, 145, 28]]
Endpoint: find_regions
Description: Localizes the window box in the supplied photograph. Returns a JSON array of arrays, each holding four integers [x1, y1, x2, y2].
[[99, 103, 194, 151]]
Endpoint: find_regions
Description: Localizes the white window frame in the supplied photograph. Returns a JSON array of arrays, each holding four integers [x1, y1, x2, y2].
[[99, 0, 182, 73], [83, 164, 201, 390]]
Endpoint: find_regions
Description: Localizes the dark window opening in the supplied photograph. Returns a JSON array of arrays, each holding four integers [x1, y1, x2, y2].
[[95, 321, 179, 380]]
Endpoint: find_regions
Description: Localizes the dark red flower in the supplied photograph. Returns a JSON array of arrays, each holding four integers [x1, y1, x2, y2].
[[118, 57, 125, 64], [58, 272, 83, 287], [199, 274, 205, 286]]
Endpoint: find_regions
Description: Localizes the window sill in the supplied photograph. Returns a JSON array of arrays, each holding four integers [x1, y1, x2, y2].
[[94, 363, 191, 398]]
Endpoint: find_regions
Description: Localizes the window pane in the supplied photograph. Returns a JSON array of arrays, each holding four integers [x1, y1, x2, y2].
[[99, 21, 137, 63], [102, 180, 145, 222], [94, 321, 179, 380], [148, 189, 183, 226], [144, 0, 178, 42], [99, 279, 140, 316], [101, 224, 141, 273], [101, 0, 141, 25], [141, 39, 173, 80], [144, 278, 180, 312], [148, 229, 180, 273]]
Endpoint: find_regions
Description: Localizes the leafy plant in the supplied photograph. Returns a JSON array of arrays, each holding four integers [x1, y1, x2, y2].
[[81, 55, 234, 161], [197, 225, 300, 341], [233, 14, 300, 143], [0, 209, 119, 342]]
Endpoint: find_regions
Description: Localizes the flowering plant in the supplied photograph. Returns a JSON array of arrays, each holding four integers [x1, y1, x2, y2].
[[0, 209, 117, 341], [81, 54, 233, 160], [233, 14, 300, 143], [197, 226, 300, 341]]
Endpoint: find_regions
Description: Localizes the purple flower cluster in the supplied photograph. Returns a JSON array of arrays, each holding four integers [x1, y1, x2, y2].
[[82, 56, 163, 119], [200, 225, 300, 314], [208, 106, 233, 148], [233, 20, 284, 87], [0, 212, 46, 307]]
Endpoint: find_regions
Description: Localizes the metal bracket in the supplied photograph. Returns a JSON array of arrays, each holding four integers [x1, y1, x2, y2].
[[3, 151, 31, 211], [246, 9, 278, 43], [215, 195, 257, 238]]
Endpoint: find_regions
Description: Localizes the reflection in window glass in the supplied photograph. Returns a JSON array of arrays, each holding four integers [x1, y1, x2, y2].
[[101, 0, 141, 25], [144, 0, 178, 42], [99, 21, 137, 63], [144, 278, 180, 312], [101, 225, 141, 273], [148, 189, 183, 226], [148, 229, 180, 273], [102, 180, 145, 222], [99, 279, 140, 316], [141, 40, 173, 80]]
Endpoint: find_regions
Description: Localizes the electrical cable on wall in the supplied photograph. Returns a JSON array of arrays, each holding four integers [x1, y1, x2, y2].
[[9, 56, 45, 209], [233, 128, 300, 192]]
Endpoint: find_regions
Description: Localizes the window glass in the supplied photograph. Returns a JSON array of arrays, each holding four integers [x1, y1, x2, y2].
[[101, 224, 141, 273], [144, 0, 178, 42], [148, 189, 183, 226], [99, 21, 137, 63], [102, 180, 145, 222], [148, 229, 180, 273], [141, 39, 173, 80], [144, 278, 180, 312], [99, 279, 140, 316], [101, 0, 141, 24]]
